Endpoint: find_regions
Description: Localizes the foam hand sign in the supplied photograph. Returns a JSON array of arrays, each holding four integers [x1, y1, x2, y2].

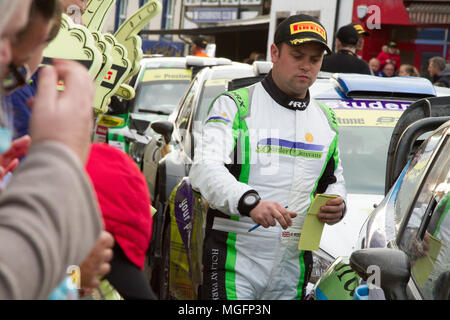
[[91, 31, 114, 113], [43, 14, 103, 79], [90, 34, 131, 114], [83, 0, 116, 32], [114, 0, 162, 82]]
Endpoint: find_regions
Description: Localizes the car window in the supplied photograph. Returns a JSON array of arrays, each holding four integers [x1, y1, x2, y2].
[[192, 79, 230, 133], [175, 78, 199, 139], [397, 136, 449, 299], [394, 126, 448, 231], [339, 126, 393, 194]]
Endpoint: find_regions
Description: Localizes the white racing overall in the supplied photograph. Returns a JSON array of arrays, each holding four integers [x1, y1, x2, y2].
[[189, 74, 346, 300]]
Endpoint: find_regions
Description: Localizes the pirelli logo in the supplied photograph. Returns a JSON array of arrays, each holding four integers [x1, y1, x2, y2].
[[290, 21, 326, 41], [353, 24, 365, 33]]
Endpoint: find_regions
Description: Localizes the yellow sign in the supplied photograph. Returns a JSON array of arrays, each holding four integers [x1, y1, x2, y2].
[[97, 114, 125, 128], [290, 21, 326, 41], [143, 68, 192, 82], [334, 110, 402, 128]]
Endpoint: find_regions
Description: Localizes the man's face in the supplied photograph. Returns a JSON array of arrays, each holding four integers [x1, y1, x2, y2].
[[383, 63, 395, 77], [356, 37, 364, 52], [12, 14, 53, 73], [428, 62, 438, 77], [270, 42, 324, 99], [0, 0, 32, 78], [369, 59, 380, 72]]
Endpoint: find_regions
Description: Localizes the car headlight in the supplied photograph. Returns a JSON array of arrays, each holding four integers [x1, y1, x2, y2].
[[310, 249, 335, 284]]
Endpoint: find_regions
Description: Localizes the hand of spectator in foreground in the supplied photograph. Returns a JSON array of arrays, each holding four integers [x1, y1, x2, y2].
[[0, 135, 31, 179], [29, 60, 95, 164], [79, 231, 114, 296]]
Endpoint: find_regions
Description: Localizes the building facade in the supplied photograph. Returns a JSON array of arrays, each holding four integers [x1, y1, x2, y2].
[[351, 0, 450, 76]]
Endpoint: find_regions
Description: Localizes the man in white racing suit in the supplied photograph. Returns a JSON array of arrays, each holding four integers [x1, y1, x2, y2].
[[189, 14, 347, 300]]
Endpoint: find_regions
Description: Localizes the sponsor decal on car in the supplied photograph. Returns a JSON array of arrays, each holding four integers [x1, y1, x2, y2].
[[334, 110, 403, 127], [319, 99, 411, 111], [142, 68, 192, 82]]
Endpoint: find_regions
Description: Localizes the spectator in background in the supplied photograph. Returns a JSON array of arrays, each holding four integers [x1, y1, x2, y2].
[[377, 41, 401, 72], [428, 56, 450, 87], [351, 23, 370, 55], [190, 36, 209, 57], [398, 64, 419, 77], [321, 24, 371, 74], [378, 61, 396, 77], [368, 57, 380, 76], [244, 51, 265, 64], [61, 0, 87, 25]]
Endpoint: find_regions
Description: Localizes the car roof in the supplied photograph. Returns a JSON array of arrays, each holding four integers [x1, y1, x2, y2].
[[199, 61, 255, 81], [311, 73, 437, 101], [139, 55, 236, 70]]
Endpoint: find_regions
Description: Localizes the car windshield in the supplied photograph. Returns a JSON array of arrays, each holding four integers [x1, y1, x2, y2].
[[134, 80, 191, 115]]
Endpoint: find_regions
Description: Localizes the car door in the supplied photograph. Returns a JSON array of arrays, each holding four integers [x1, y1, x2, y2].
[[394, 125, 449, 299]]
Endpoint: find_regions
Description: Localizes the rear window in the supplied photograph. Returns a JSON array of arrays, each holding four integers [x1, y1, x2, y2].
[[320, 99, 412, 195]]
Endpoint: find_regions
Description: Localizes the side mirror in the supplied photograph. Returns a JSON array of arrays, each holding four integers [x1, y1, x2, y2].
[[129, 115, 150, 136], [151, 120, 174, 144], [350, 248, 411, 300]]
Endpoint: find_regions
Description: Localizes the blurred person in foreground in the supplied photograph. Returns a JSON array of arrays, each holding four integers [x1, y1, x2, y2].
[[0, 0, 102, 299], [4, 0, 114, 299], [86, 143, 156, 300], [190, 14, 346, 300]]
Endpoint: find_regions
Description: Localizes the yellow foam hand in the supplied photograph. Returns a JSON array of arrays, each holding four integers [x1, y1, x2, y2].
[[82, 0, 116, 32], [43, 14, 103, 79], [114, 0, 162, 81]]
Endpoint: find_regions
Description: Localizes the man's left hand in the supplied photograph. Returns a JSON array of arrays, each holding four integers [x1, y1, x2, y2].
[[317, 196, 345, 225]]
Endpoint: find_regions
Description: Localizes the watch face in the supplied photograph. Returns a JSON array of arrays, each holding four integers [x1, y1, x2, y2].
[[244, 194, 258, 206]]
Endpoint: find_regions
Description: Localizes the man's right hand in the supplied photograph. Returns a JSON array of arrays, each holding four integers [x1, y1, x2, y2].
[[29, 60, 95, 164], [249, 201, 297, 229]]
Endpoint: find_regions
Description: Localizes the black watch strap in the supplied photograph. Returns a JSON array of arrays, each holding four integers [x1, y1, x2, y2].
[[238, 190, 261, 216]]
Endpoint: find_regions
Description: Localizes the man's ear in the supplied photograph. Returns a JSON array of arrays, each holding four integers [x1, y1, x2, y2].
[[270, 43, 279, 63]]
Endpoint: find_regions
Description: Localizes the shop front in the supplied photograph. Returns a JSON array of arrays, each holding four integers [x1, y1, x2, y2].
[[352, 0, 449, 77]]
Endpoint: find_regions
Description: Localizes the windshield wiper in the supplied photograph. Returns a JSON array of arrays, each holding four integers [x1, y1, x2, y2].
[[137, 109, 170, 115]]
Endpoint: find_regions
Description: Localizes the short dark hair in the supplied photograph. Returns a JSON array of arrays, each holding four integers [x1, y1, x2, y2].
[[29, 0, 62, 43], [430, 56, 446, 72]]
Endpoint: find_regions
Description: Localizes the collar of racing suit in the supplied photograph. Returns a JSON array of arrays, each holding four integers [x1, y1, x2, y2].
[[261, 70, 310, 111]]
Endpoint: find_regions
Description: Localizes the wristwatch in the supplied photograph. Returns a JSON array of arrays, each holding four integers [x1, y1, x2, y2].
[[238, 191, 261, 216]]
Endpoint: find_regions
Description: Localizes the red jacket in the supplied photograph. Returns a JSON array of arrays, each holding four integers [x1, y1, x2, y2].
[[377, 51, 401, 71]]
